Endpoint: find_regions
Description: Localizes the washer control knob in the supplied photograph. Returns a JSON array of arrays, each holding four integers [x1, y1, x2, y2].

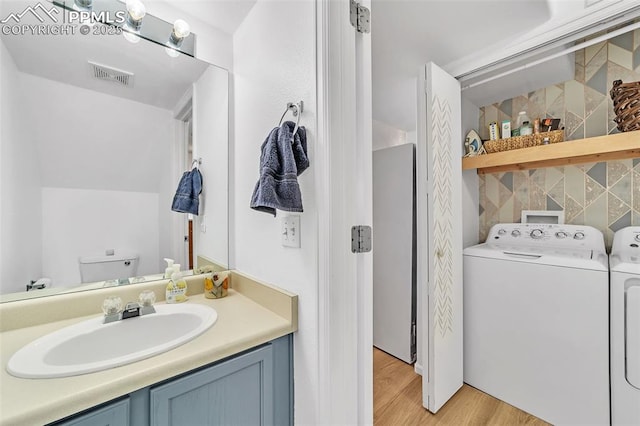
[[511, 230, 521, 237], [555, 231, 567, 239], [530, 229, 544, 239], [574, 232, 585, 240], [498, 229, 507, 236], [635, 234, 640, 243]]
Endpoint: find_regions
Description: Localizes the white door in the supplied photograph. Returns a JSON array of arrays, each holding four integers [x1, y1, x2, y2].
[[373, 144, 416, 364], [417, 62, 463, 413]]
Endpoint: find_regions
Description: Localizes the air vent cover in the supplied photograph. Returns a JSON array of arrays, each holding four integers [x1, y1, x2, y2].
[[88, 61, 134, 87]]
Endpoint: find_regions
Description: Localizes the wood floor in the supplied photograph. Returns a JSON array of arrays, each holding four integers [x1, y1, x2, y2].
[[373, 348, 549, 425]]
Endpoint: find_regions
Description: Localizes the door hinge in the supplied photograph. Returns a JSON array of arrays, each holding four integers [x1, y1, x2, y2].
[[351, 225, 372, 253], [350, 0, 370, 34]]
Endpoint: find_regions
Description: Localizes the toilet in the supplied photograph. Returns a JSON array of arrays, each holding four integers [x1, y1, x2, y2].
[[78, 251, 139, 283]]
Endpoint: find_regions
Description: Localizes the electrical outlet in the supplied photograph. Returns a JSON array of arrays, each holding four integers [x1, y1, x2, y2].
[[281, 215, 301, 248]]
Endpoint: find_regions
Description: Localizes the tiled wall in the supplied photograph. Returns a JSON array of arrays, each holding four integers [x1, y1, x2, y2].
[[478, 32, 640, 247]]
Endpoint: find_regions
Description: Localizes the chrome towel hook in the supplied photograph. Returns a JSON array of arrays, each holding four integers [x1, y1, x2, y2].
[[278, 101, 304, 139]]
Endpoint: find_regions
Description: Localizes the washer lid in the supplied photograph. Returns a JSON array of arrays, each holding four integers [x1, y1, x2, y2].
[[464, 243, 608, 271], [610, 226, 640, 272]]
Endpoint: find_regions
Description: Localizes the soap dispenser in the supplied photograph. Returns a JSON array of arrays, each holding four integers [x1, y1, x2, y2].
[[166, 264, 187, 303], [163, 258, 174, 279]]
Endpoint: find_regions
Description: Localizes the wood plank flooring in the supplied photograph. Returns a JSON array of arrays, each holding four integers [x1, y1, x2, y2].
[[373, 348, 549, 425]]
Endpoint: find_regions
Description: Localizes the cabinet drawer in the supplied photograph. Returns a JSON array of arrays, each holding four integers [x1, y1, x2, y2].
[[150, 345, 274, 426]]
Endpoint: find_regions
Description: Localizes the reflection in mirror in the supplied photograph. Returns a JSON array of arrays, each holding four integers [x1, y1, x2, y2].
[[0, 1, 228, 302]]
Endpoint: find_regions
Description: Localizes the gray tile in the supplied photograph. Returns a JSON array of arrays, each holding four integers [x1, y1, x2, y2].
[[634, 158, 640, 168], [587, 162, 607, 188], [499, 99, 512, 116], [479, 204, 485, 216], [611, 32, 634, 52], [585, 101, 608, 138], [586, 64, 607, 95], [635, 47, 640, 70], [546, 196, 563, 211], [500, 173, 513, 192], [568, 123, 585, 141], [529, 170, 536, 176], [610, 210, 632, 232]]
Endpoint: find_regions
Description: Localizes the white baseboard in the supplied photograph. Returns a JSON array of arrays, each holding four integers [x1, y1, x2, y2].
[[414, 362, 423, 376]]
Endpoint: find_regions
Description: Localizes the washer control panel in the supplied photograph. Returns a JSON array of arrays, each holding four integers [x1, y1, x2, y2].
[[611, 226, 640, 263], [487, 223, 606, 253]]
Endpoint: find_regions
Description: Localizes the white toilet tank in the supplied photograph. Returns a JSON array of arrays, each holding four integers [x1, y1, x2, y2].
[[78, 251, 139, 283]]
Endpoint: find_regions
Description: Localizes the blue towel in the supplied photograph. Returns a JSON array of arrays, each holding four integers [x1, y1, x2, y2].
[[250, 121, 309, 216], [171, 168, 203, 215]]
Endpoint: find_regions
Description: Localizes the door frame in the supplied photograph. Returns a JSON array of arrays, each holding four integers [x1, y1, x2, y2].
[[316, 0, 373, 423]]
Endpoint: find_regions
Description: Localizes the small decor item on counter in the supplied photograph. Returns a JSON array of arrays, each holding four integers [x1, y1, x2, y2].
[[542, 137, 550, 145], [204, 271, 229, 299], [501, 120, 511, 139], [463, 130, 484, 157], [533, 118, 540, 134], [610, 79, 640, 132], [512, 127, 521, 137], [163, 258, 174, 279], [488, 122, 500, 140], [166, 264, 188, 303]]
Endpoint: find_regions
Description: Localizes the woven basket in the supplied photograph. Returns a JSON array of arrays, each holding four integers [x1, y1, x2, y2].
[[610, 79, 640, 132], [483, 130, 564, 154]]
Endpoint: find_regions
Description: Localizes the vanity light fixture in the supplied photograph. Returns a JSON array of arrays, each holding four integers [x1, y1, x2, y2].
[[73, 0, 92, 11], [165, 46, 180, 58], [165, 19, 190, 57], [169, 19, 190, 47], [123, 31, 141, 44], [124, 0, 146, 30]]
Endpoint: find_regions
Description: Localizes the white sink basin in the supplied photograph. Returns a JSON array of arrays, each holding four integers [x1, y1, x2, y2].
[[7, 304, 218, 379]]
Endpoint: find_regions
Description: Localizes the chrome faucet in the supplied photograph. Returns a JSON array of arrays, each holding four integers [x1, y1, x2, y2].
[[102, 291, 156, 324]]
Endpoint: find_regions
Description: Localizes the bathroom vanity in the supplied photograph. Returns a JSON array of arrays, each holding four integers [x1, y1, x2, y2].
[[52, 335, 292, 426], [0, 272, 297, 425]]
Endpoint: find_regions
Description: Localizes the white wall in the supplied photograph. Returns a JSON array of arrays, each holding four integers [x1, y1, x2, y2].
[[21, 73, 172, 193], [194, 67, 229, 267], [41, 188, 160, 287], [18, 73, 173, 287], [0, 42, 42, 294], [461, 97, 480, 248], [373, 119, 408, 151], [232, 0, 317, 423]]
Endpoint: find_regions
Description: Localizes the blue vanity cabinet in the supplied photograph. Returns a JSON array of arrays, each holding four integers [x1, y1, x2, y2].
[[49, 335, 293, 426], [150, 345, 273, 425], [55, 398, 130, 426]]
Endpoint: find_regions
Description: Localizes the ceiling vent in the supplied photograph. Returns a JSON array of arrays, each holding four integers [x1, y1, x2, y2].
[[88, 61, 134, 87]]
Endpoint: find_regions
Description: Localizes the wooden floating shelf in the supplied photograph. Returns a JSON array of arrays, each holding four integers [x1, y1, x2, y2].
[[462, 130, 640, 174]]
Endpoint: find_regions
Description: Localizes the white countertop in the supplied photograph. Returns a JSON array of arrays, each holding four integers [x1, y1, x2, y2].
[[0, 272, 297, 425]]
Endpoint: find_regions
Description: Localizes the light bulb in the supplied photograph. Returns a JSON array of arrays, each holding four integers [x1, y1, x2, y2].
[[73, 0, 92, 11], [165, 46, 180, 58], [123, 30, 141, 44], [125, 0, 146, 22], [173, 19, 190, 39]]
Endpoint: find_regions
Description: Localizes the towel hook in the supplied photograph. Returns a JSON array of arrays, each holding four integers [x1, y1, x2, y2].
[[278, 101, 304, 139], [191, 157, 202, 168]]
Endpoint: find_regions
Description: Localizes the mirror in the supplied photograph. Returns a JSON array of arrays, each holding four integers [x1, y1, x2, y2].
[[0, 1, 229, 302]]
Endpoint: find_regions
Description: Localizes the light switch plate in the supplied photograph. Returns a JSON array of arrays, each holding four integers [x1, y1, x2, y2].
[[281, 215, 301, 248]]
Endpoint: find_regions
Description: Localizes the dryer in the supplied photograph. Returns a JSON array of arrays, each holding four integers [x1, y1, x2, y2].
[[610, 226, 640, 425], [464, 223, 609, 425]]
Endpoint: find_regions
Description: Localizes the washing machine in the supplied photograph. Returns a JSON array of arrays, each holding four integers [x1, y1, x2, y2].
[[464, 223, 609, 425], [610, 226, 640, 425]]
